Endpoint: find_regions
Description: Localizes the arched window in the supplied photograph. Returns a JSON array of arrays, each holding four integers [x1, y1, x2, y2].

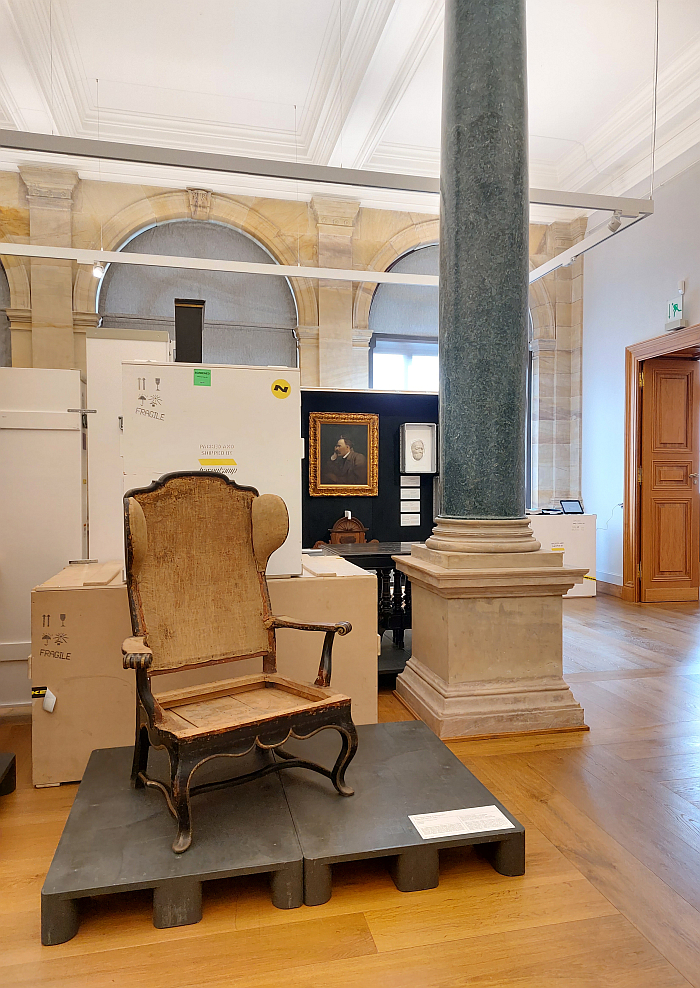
[[368, 245, 438, 391], [98, 220, 298, 367], [0, 263, 10, 367]]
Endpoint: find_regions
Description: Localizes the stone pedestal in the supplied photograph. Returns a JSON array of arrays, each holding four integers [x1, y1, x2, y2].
[[396, 520, 587, 738]]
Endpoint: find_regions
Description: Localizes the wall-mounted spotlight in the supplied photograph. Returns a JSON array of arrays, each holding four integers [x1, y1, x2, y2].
[[92, 261, 105, 278], [608, 209, 622, 233]]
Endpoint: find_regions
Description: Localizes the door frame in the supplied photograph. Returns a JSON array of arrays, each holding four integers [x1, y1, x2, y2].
[[623, 323, 700, 601]]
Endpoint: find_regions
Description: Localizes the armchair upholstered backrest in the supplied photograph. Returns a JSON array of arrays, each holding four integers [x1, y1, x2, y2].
[[124, 472, 289, 673]]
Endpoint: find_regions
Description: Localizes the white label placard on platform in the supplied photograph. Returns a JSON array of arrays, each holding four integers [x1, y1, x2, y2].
[[409, 805, 515, 840], [121, 361, 302, 576]]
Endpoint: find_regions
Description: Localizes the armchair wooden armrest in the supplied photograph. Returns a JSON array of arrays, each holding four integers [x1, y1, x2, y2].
[[266, 616, 352, 688], [122, 637, 154, 671]]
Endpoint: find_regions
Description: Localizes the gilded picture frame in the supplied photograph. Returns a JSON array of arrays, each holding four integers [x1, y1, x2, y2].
[[308, 412, 379, 497]]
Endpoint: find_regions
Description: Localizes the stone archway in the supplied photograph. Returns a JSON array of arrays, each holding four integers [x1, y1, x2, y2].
[[0, 226, 32, 365], [73, 190, 318, 333]]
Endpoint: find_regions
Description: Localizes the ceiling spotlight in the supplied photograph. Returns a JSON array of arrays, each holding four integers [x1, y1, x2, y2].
[[608, 209, 622, 233], [92, 261, 105, 278]]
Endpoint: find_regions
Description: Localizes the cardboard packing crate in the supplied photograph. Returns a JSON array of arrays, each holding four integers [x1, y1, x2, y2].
[[31, 562, 134, 787]]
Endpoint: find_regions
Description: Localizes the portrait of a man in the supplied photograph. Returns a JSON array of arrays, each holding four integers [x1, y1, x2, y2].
[[309, 412, 379, 496], [322, 436, 367, 486]]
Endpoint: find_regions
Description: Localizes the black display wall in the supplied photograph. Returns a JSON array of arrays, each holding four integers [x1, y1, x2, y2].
[[301, 389, 439, 547]]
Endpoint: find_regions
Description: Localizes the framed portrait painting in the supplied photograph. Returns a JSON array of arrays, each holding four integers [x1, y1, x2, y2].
[[309, 412, 379, 496]]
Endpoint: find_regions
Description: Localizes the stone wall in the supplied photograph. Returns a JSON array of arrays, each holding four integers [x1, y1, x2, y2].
[[0, 165, 584, 501]]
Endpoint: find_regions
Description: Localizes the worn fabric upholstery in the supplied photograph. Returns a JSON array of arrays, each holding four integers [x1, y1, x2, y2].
[[129, 474, 277, 671]]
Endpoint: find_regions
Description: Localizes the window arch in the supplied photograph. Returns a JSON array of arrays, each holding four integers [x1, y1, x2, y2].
[[368, 244, 439, 391], [98, 219, 298, 367]]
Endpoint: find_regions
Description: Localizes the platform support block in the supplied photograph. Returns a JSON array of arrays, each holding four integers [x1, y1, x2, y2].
[[271, 860, 304, 909], [390, 845, 440, 892], [41, 893, 80, 946], [476, 832, 525, 876], [0, 753, 16, 796], [153, 878, 203, 929], [304, 860, 332, 905]]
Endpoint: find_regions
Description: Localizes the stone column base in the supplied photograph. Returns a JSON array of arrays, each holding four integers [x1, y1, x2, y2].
[[395, 537, 587, 739], [398, 656, 585, 739]]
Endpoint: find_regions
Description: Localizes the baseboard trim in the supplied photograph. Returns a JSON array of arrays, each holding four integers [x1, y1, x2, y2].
[[597, 580, 623, 599], [442, 724, 590, 743]]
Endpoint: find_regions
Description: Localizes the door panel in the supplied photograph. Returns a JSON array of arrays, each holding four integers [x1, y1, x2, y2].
[[640, 358, 699, 602]]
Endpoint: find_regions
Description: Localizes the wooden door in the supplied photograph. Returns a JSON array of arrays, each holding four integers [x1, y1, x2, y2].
[[640, 357, 700, 602]]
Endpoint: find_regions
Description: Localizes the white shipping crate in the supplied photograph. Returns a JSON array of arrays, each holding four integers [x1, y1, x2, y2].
[[86, 331, 171, 563], [121, 361, 302, 576], [0, 368, 87, 704], [528, 513, 596, 597]]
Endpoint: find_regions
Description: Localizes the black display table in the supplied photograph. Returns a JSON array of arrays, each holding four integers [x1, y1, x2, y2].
[[41, 722, 525, 944], [318, 542, 413, 649]]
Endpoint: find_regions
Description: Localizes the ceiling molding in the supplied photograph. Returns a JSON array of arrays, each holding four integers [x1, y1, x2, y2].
[[304, 0, 396, 166], [556, 34, 700, 196], [348, 0, 444, 171]]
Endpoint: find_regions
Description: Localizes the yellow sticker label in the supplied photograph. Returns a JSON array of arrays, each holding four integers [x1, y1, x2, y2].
[[198, 458, 237, 466], [271, 379, 292, 398]]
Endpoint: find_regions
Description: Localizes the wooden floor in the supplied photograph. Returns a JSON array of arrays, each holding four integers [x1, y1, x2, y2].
[[2, 594, 700, 987]]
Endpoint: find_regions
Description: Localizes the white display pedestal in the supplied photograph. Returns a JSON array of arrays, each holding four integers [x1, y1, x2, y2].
[[527, 513, 596, 597]]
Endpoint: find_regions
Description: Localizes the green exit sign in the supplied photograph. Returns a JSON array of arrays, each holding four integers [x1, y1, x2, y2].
[[667, 298, 683, 320]]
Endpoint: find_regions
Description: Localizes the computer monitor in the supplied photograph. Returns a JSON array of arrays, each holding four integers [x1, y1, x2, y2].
[[560, 499, 584, 514]]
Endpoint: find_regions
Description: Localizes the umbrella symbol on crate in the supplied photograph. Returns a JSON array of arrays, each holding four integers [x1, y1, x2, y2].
[[41, 634, 52, 645], [138, 395, 147, 405]]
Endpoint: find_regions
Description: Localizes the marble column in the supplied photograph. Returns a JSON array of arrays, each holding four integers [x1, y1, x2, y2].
[[311, 197, 361, 388], [395, 0, 586, 738], [20, 167, 79, 371]]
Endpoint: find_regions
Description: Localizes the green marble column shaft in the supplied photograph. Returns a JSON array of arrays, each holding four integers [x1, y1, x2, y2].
[[439, 0, 529, 519]]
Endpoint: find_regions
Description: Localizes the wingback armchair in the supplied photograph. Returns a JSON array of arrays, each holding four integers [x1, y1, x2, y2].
[[123, 471, 358, 853]]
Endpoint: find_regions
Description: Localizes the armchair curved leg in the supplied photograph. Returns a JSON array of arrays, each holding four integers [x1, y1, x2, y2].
[[170, 755, 196, 854], [131, 723, 150, 788], [330, 721, 358, 797]]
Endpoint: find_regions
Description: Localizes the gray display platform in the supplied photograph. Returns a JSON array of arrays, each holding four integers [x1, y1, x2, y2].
[[41, 746, 303, 946], [0, 752, 16, 796], [41, 722, 525, 944], [278, 721, 525, 905]]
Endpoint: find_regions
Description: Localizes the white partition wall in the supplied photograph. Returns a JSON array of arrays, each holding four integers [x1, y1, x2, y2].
[[0, 368, 87, 706], [121, 361, 302, 576], [86, 330, 171, 562]]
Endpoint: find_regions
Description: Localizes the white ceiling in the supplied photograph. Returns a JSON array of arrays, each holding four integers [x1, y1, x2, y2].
[[1, 0, 700, 213]]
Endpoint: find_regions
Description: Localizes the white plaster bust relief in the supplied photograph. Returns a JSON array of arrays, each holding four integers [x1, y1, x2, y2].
[[411, 439, 425, 461]]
